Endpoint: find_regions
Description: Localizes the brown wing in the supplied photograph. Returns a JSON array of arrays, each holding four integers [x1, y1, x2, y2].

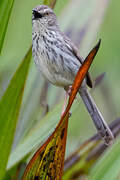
[[63, 34, 93, 88]]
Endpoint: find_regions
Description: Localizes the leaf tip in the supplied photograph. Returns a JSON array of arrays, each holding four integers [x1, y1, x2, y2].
[[95, 39, 101, 51]]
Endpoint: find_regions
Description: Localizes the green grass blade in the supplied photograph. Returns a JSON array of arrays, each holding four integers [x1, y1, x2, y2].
[[88, 139, 120, 180], [0, 47, 32, 179], [7, 102, 80, 170], [0, 0, 14, 53], [43, 0, 56, 7]]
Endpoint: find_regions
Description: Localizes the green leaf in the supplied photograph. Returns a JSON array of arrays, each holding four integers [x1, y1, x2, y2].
[[7, 102, 80, 170], [88, 139, 120, 180], [7, 102, 63, 169], [0, 0, 14, 53], [0, 47, 32, 179], [0, 0, 43, 72], [43, 0, 56, 7]]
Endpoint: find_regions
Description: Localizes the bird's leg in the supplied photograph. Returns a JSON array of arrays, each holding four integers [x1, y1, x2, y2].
[[61, 86, 72, 116], [61, 91, 69, 116], [67, 85, 72, 96]]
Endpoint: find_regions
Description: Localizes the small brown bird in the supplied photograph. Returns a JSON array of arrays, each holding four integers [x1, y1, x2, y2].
[[32, 5, 114, 144]]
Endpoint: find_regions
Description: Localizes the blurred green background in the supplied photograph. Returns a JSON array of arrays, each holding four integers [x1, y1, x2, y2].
[[0, 0, 120, 179]]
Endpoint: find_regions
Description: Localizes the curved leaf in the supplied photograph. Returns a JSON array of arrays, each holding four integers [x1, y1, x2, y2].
[[0, 47, 32, 179], [88, 138, 120, 180], [0, 0, 14, 53]]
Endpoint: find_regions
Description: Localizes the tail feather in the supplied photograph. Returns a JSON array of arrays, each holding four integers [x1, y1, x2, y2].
[[79, 87, 114, 145]]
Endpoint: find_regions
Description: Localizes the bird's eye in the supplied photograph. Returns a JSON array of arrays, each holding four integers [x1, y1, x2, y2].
[[33, 11, 43, 19]]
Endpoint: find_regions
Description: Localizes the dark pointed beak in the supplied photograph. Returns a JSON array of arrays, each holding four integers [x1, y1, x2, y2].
[[32, 10, 37, 20]]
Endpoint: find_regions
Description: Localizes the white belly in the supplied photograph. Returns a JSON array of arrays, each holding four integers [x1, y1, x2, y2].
[[33, 52, 73, 87], [32, 35, 79, 87]]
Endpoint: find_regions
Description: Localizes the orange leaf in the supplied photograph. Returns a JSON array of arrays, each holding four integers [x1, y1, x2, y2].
[[22, 40, 100, 180], [22, 112, 69, 180]]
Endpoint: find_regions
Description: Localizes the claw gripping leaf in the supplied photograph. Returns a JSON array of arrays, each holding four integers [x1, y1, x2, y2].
[[22, 40, 101, 180]]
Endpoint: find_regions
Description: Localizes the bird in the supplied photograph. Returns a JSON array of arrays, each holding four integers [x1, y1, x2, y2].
[[32, 5, 114, 145]]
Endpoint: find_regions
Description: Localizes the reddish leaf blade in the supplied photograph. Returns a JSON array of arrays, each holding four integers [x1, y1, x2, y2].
[[22, 40, 100, 180], [22, 112, 69, 180]]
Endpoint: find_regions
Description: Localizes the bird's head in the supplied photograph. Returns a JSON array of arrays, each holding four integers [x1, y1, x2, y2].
[[32, 5, 58, 32]]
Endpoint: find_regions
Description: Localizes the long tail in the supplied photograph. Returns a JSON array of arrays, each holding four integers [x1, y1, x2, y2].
[[79, 87, 114, 145]]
